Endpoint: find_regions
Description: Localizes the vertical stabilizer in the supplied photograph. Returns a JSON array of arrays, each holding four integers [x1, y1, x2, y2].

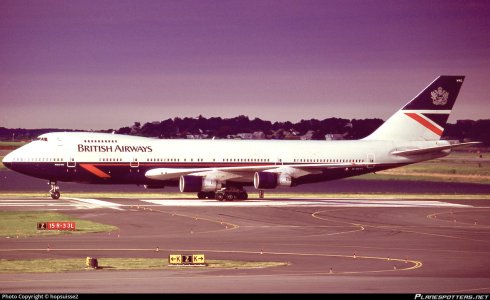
[[364, 76, 465, 141]]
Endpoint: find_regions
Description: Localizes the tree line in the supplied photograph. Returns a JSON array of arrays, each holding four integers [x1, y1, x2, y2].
[[1, 115, 489, 146]]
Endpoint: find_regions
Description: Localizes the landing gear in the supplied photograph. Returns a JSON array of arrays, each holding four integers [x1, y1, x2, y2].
[[49, 181, 60, 199], [197, 191, 216, 199], [216, 193, 224, 201], [214, 187, 248, 201]]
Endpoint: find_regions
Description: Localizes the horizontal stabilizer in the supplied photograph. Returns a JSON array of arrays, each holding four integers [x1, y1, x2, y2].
[[391, 142, 481, 156]]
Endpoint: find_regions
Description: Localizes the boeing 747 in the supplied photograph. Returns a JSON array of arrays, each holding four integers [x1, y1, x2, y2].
[[2, 76, 478, 200]]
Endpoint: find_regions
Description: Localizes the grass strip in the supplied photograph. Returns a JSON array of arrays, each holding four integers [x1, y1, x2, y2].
[[0, 258, 287, 273], [0, 211, 118, 238]]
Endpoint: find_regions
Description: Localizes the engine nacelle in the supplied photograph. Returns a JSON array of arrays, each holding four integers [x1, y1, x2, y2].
[[179, 175, 222, 192], [144, 184, 165, 189], [202, 178, 222, 192], [253, 172, 292, 189]]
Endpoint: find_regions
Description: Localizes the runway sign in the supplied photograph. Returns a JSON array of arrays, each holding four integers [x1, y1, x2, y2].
[[37, 222, 76, 231], [182, 255, 193, 264], [168, 254, 206, 265]]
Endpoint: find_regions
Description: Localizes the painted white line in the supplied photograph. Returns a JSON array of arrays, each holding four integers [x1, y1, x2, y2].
[[65, 197, 125, 210], [0, 203, 73, 206], [0, 199, 93, 210], [0, 202, 72, 206], [141, 199, 472, 208], [0, 199, 58, 202], [0, 201, 71, 204], [290, 198, 472, 208]]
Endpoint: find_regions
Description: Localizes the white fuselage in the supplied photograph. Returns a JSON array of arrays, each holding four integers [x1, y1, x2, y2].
[[3, 132, 450, 186]]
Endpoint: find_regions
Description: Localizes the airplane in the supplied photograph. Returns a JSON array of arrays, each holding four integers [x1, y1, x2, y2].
[[2, 75, 479, 201]]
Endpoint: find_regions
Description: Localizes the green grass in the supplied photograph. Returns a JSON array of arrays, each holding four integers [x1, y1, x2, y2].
[[357, 172, 490, 184], [0, 211, 118, 238], [0, 258, 288, 273], [359, 151, 490, 184], [0, 141, 27, 147], [0, 156, 4, 169], [390, 158, 490, 176]]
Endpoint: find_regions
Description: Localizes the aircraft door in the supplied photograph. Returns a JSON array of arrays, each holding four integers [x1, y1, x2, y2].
[[67, 157, 76, 168], [367, 154, 375, 168], [130, 158, 139, 168]]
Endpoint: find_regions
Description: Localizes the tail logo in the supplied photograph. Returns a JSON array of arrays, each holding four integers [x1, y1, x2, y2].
[[431, 87, 449, 106]]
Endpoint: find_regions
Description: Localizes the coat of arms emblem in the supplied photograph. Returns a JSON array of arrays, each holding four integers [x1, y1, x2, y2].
[[431, 87, 449, 105]]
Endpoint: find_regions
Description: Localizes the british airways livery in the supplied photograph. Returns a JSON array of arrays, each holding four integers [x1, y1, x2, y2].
[[2, 76, 478, 201]]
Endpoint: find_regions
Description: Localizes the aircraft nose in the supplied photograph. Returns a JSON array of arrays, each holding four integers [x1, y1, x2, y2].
[[2, 152, 13, 169]]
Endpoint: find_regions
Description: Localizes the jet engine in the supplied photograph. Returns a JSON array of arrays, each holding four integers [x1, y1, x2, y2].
[[179, 175, 222, 192], [253, 172, 292, 189]]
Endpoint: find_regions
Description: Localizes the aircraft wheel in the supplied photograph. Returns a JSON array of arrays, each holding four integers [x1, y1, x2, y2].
[[216, 193, 225, 201], [51, 191, 60, 200], [225, 193, 235, 201], [197, 192, 206, 199]]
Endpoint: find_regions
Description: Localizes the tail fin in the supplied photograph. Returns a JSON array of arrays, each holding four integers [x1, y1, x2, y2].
[[364, 75, 465, 141]]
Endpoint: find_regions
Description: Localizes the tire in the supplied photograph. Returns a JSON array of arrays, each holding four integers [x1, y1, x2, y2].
[[225, 193, 235, 201], [197, 192, 206, 199], [216, 193, 224, 201], [242, 192, 248, 200], [206, 192, 216, 199], [51, 191, 60, 200]]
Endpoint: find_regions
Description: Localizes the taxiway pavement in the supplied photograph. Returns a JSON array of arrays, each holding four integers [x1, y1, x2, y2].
[[1, 196, 489, 293]]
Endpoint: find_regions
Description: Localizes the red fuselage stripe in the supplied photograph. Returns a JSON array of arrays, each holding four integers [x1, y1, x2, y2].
[[79, 164, 111, 178]]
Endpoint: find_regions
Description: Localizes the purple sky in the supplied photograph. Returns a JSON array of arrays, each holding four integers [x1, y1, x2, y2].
[[1, 0, 489, 130]]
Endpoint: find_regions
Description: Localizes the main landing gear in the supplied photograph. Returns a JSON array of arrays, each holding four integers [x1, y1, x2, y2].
[[197, 191, 216, 199], [49, 181, 60, 199], [196, 188, 248, 201], [214, 187, 248, 201]]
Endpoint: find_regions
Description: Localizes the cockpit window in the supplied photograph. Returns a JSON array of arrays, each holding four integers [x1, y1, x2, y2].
[[37, 137, 48, 141]]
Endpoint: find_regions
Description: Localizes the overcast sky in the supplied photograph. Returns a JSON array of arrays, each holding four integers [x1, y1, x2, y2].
[[1, 0, 489, 130]]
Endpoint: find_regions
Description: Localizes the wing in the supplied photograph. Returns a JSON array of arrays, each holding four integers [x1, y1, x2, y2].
[[145, 162, 367, 182]]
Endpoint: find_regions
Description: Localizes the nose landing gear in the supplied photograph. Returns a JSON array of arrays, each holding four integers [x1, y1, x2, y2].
[[49, 181, 60, 199]]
